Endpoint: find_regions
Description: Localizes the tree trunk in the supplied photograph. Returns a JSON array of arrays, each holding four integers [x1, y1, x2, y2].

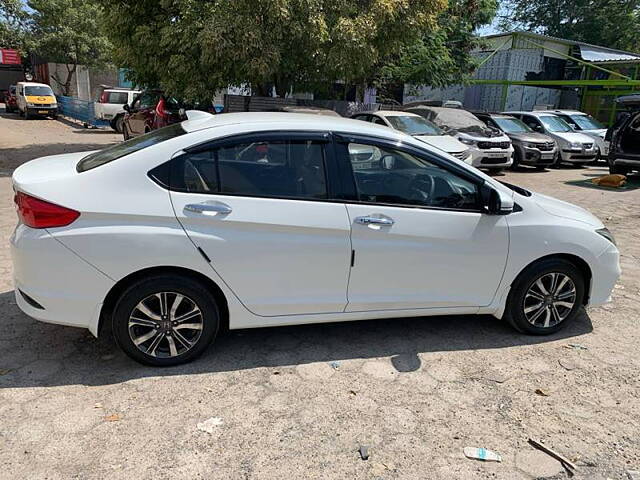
[[51, 63, 77, 96]]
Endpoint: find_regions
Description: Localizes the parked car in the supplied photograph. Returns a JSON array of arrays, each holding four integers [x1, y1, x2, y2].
[[407, 106, 514, 172], [503, 111, 597, 166], [541, 110, 608, 159], [15, 81, 57, 119], [268, 106, 342, 116], [122, 90, 222, 139], [473, 112, 557, 169], [4, 85, 18, 113], [607, 94, 640, 175], [11, 112, 620, 366], [352, 110, 471, 162], [94, 88, 141, 133]]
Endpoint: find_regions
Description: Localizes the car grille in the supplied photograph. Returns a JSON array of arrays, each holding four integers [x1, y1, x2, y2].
[[535, 142, 555, 151], [32, 103, 51, 107], [478, 141, 510, 149]]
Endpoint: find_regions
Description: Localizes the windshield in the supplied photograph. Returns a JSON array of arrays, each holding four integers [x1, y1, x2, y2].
[[493, 117, 532, 133], [540, 115, 572, 132], [569, 114, 605, 130], [24, 86, 54, 96], [433, 109, 486, 129], [386, 115, 443, 136], [77, 123, 187, 172]]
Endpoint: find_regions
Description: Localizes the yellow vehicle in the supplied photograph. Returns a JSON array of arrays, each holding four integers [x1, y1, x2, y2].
[[16, 82, 58, 119]]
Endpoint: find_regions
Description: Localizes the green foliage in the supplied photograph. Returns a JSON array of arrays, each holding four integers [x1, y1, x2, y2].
[[499, 0, 640, 53], [0, 0, 30, 51], [103, 0, 497, 99]]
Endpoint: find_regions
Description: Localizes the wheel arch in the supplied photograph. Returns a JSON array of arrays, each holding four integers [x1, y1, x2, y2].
[[98, 266, 230, 336], [512, 253, 592, 305]]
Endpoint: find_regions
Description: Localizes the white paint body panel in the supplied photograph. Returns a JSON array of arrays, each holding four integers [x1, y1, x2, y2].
[[10, 112, 620, 336]]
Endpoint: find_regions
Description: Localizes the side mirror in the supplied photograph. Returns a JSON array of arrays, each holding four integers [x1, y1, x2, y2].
[[481, 183, 513, 215], [123, 103, 130, 112], [178, 107, 186, 118], [381, 154, 395, 170]]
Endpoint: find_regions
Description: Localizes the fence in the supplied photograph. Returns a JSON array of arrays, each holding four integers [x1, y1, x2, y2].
[[223, 94, 403, 117], [57, 96, 109, 128]]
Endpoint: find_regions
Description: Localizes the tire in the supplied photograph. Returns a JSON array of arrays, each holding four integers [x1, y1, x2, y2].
[[488, 168, 503, 175], [114, 115, 124, 133], [24, 109, 30, 120], [504, 258, 585, 335], [535, 165, 547, 171], [112, 274, 220, 366]]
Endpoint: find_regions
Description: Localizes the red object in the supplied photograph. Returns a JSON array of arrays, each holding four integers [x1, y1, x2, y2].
[[14, 191, 80, 228], [99, 91, 109, 103], [155, 97, 168, 120], [0, 49, 21, 65]]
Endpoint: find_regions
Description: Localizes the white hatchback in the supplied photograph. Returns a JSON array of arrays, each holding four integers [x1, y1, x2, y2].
[[11, 112, 620, 366]]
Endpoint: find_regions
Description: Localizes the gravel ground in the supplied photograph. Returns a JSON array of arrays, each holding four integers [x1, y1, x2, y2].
[[0, 109, 638, 480]]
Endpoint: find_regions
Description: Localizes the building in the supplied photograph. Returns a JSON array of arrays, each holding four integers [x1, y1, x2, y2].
[[405, 31, 640, 125]]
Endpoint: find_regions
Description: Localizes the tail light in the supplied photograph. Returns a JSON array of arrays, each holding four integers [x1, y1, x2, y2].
[[14, 191, 80, 228], [99, 91, 109, 103]]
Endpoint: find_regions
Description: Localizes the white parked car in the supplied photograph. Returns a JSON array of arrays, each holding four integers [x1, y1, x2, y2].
[[504, 111, 598, 165], [541, 110, 609, 158], [94, 88, 141, 133], [351, 110, 472, 162], [407, 106, 514, 172], [11, 112, 620, 366]]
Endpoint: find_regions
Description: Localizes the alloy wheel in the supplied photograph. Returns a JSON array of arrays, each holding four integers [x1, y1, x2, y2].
[[128, 292, 204, 358], [522, 272, 577, 328]]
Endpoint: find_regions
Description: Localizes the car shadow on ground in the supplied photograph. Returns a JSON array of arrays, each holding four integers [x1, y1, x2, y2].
[[0, 290, 594, 389]]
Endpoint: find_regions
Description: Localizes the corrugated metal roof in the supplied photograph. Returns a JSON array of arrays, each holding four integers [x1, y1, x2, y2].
[[482, 31, 640, 63]]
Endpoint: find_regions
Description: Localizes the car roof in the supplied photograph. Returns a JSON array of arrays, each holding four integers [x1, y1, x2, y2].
[[503, 111, 558, 117], [17, 82, 51, 87], [539, 109, 586, 115], [181, 112, 403, 135], [364, 110, 420, 117]]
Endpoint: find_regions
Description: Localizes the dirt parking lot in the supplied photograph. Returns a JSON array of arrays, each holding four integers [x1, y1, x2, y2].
[[0, 110, 638, 480]]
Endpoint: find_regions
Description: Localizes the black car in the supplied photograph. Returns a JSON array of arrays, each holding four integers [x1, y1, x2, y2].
[[608, 95, 640, 175]]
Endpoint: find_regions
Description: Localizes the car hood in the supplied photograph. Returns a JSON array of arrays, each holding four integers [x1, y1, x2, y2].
[[581, 128, 607, 138], [458, 131, 511, 143], [550, 131, 594, 144], [414, 134, 467, 153], [531, 191, 603, 228], [506, 132, 553, 143]]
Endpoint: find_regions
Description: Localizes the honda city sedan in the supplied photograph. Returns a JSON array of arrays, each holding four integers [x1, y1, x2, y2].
[[11, 112, 620, 366]]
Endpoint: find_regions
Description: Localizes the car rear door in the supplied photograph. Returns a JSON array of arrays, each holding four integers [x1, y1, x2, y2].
[[167, 132, 353, 317], [336, 135, 509, 311]]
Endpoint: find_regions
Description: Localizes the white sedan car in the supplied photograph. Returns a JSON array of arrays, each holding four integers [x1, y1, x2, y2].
[[11, 112, 620, 366]]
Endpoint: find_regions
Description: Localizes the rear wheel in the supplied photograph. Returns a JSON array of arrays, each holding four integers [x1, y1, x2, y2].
[[504, 258, 585, 335], [113, 115, 124, 133], [112, 275, 220, 366]]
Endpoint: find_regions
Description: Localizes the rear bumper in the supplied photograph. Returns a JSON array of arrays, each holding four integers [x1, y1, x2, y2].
[[10, 224, 114, 336], [588, 244, 621, 307]]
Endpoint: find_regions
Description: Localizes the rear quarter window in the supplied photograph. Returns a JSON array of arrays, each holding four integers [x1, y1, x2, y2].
[[76, 123, 187, 172]]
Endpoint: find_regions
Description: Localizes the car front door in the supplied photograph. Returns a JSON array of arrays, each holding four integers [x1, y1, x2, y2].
[[337, 136, 509, 311], [167, 132, 353, 317], [129, 91, 160, 135]]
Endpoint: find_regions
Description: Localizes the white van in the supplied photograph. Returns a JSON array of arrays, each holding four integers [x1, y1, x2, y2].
[[16, 82, 57, 119], [94, 88, 141, 133]]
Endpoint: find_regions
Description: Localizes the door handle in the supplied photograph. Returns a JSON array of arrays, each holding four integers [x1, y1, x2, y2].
[[355, 215, 394, 226], [184, 202, 232, 215]]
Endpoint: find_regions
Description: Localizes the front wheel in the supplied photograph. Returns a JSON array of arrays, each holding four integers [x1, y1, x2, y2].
[[504, 259, 585, 335], [112, 275, 220, 366]]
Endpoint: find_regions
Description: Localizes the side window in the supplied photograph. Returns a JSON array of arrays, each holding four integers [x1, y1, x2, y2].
[[107, 91, 129, 104], [372, 116, 387, 126], [171, 140, 328, 200], [346, 143, 479, 210], [139, 92, 160, 108], [352, 114, 370, 122]]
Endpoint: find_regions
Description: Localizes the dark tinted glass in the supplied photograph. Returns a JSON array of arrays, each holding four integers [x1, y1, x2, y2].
[[169, 140, 328, 200], [77, 123, 187, 172], [106, 91, 129, 104]]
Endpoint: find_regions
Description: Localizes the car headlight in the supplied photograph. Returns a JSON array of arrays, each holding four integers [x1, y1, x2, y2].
[[568, 142, 582, 149], [596, 227, 616, 246], [26, 102, 36, 107], [459, 137, 476, 146], [50, 102, 57, 108], [525, 142, 539, 148]]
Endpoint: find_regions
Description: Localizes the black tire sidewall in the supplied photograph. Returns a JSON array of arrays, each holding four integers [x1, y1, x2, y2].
[[507, 259, 585, 335], [112, 275, 219, 366]]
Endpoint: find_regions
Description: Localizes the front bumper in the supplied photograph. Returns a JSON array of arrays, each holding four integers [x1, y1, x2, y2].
[[26, 106, 57, 116], [589, 243, 621, 307], [11, 224, 114, 336], [516, 144, 557, 166], [560, 147, 597, 162], [468, 146, 514, 168]]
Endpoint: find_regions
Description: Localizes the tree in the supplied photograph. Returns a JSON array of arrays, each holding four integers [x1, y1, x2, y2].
[[0, 0, 30, 52], [102, 0, 497, 100], [499, 0, 640, 52], [27, 0, 112, 95]]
